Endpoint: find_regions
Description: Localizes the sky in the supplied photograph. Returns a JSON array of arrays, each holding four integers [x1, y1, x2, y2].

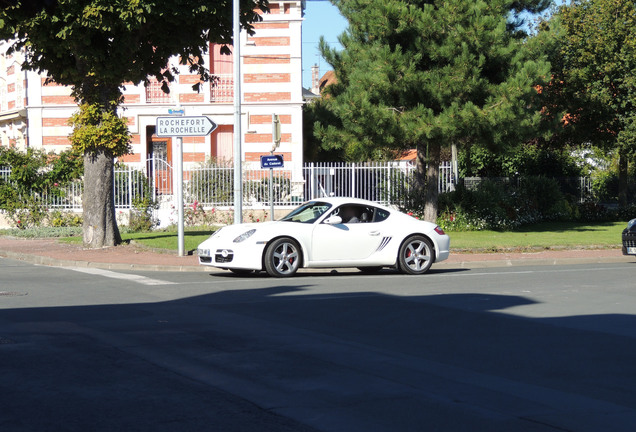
[[302, 1, 348, 89]]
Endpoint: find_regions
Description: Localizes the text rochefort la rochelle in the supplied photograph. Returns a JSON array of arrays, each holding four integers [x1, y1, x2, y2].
[[156, 117, 213, 136]]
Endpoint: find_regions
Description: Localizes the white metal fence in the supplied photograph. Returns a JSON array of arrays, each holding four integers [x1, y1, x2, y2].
[[0, 166, 9, 182], [302, 162, 455, 206], [2, 161, 596, 212]]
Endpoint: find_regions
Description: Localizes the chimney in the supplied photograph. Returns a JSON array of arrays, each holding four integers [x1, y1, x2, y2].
[[311, 64, 320, 94]]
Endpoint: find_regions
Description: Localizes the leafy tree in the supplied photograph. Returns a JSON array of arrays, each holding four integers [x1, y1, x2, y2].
[[316, 0, 551, 221], [0, 0, 266, 247], [543, 0, 636, 206]]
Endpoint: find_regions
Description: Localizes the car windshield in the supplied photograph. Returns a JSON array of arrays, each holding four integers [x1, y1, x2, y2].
[[280, 201, 332, 223]]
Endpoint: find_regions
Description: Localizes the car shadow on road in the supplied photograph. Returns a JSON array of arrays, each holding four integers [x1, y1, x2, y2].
[[2, 268, 636, 431]]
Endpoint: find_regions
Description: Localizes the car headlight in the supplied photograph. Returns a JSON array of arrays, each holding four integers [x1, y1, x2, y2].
[[628, 218, 636, 231], [233, 229, 256, 243]]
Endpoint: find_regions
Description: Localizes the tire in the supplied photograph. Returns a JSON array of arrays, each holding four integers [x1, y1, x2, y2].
[[398, 235, 434, 275], [264, 237, 301, 277]]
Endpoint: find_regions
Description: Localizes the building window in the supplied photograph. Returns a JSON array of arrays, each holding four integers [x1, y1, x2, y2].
[[211, 125, 234, 161], [146, 77, 171, 103], [210, 44, 233, 103]]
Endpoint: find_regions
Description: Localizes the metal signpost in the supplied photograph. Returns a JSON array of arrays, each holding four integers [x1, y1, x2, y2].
[[261, 114, 283, 221], [156, 114, 217, 256], [233, 0, 243, 226], [261, 155, 284, 220]]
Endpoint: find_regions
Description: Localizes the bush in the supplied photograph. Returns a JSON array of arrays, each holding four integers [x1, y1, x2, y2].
[[435, 177, 574, 231], [127, 195, 158, 232], [517, 177, 572, 221], [591, 170, 619, 203], [48, 210, 83, 227], [0, 147, 83, 229], [459, 144, 582, 178], [574, 202, 636, 223]]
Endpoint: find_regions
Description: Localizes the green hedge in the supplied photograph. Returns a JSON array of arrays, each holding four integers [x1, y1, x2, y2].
[[431, 177, 634, 231]]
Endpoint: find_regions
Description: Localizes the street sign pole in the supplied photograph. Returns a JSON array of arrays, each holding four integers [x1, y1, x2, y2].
[[269, 162, 274, 221], [233, 0, 243, 225], [270, 114, 281, 221], [156, 113, 217, 257], [176, 135, 184, 256]]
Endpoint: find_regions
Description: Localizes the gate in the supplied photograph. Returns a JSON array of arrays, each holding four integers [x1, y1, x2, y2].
[[146, 157, 173, 197]]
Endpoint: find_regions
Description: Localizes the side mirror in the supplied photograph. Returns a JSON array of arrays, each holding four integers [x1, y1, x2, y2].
[[324, 215, 343, 225]]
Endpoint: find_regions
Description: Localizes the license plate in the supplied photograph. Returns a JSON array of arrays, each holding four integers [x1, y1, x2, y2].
[[628, 247, 636, 255]]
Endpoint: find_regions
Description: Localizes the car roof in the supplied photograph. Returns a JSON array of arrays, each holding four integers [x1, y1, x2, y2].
[[306, 196, 394, 210]]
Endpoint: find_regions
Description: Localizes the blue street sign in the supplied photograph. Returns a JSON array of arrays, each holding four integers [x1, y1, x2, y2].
[[260, 154, 284, 169]]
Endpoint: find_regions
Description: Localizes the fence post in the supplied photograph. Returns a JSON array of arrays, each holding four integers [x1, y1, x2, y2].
[[310, 162, 315, 200], [351, 162, 356, 198], [128, 164, 133, 209]]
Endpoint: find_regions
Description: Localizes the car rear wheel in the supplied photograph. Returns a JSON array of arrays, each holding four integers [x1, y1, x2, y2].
[[264, 237, 301, 277], [398, 235, 434, 275]]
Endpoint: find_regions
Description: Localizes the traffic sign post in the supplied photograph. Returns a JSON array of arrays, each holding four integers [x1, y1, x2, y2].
[[156, 114, 218, 256], [261, 154, 284, 221]]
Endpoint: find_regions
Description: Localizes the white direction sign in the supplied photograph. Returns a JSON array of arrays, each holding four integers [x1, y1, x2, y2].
[[156, 116, 217, 137]]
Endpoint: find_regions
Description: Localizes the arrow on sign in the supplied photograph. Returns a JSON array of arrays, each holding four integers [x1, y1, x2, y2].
[[156, 116, 218, 137]]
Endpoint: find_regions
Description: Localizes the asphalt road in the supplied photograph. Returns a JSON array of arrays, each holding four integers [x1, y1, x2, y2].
[[2, 258, 636, 431]]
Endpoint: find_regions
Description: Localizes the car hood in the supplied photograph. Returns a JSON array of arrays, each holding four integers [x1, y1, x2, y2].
[[201, 220, 290, 243]]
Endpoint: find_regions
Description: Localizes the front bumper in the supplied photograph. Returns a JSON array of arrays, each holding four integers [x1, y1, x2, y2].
[[197, 241, 267, 270], [622, 228, 636, 255]]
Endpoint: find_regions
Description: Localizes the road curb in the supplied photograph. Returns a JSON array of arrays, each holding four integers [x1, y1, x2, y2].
[[3, 247, 634, 273], [0, 249, 211, 272], [436, 255, 635, 269]]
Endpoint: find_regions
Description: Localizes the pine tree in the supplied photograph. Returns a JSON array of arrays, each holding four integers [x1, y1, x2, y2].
[[317, 0, 551, 221]]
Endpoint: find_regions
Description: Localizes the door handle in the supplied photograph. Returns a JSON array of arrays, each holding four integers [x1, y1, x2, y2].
[[369, 231, 380, 236]]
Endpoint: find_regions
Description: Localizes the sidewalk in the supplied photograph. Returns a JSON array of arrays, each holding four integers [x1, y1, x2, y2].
[[1, 235, 634, 272]]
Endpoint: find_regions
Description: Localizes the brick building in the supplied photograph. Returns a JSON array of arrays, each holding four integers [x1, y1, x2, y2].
[[0, 1, 305, 193]]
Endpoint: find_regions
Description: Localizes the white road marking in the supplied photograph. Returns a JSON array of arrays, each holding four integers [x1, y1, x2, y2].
[[64, 267, 177, 286]]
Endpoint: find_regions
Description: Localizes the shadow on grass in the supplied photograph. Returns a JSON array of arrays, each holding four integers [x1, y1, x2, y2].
[[515, 221, 624, 233]]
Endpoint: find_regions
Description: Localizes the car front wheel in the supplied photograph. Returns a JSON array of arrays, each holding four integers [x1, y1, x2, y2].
[[264, 237, 301, 277], [398, 235, 434, 275]]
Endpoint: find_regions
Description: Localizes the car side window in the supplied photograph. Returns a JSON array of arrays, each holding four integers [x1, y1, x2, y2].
[[333, 205, 361, 224], [373, 208, 390, 222], [333, 205, 390, 224]]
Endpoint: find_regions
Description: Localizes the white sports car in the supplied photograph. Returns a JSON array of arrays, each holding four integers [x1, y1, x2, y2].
[[197, 197, 450, 277]]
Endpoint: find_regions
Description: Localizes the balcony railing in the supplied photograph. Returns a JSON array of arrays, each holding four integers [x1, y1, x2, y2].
[[210, 74, 233, 103], [145, 79, 171, 103]]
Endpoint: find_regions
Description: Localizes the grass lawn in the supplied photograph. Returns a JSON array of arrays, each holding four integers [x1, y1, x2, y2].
[[449, 221, 625, 251], [56, 221, 626, 253], [59, 229, 215, 253]]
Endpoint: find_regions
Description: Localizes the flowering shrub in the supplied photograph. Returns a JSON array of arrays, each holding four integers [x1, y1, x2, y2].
[[0, 147, 82, 229], [48, 210, 83, 227], [181, 202, 269, 227], [431, 177, 576, 231]]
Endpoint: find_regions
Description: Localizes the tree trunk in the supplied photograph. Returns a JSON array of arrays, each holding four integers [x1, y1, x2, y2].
[[415, 142, 427, 197], [618, 150, 628, 207], [82, 150, 121, 248], [423, 142, 441, 223]]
